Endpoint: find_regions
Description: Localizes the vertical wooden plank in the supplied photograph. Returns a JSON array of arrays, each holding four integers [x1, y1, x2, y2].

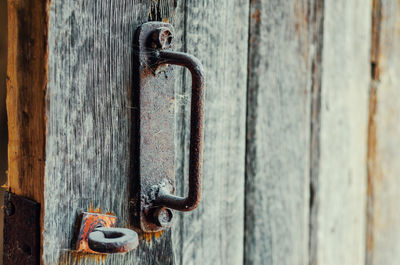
[[367, 1, 400, 264], [0, 0, 7, 262], [312, 1, 371, 265], [308, 1, 324, 264], [6, 1, 49, 264], [43, 1, 181, 264], [172, 0, 249, 264], [245, 1, 315, 264], [0, 0, 7, 183], [6, 0, 48, 205]]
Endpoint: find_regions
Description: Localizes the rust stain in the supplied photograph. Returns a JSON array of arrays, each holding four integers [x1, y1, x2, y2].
[[366, 83, 378, 255], [371, 0, 382, 66], [74, 212, 117, 254], [148, 0, 175, 22], [293, 0, 319, 63], [87, 203, 115, 216], [294, 0, 308, 36], [251, 9, 260, 23], [366, 0, 383, 260], [56, 251, 107, 265], [141, 231, 164, 243], [68, 251, 107, 264], [88, 203, 103, 214], [249, 35, 255, 46]]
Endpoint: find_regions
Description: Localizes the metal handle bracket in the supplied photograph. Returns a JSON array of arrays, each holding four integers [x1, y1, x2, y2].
[[132, 22, 205, 232]]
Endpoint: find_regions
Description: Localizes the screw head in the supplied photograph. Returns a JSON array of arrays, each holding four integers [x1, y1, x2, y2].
[[151, 27, 173, 49], [153, 207, 174, 227], [5, 201, 15, 216]]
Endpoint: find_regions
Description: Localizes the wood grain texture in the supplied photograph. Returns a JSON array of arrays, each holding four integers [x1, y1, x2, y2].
[[44, 1, 179, 264], [171, 0, 249, 264], [43, 0, 248, 264], [0, 0, 7, 262], [12, 0, 387, 264], [6, 1, 49, 263], [313, 1, 371, 265], [367, 1, 400, 264], [0, 0, 7, 184], [6, 0, 48, 204], [245, 1, 315, 264], [308, 1, 324, 264]]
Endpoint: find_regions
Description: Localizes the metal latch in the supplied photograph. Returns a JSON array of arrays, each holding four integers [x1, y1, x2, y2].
[[132, 22, 205, 232]]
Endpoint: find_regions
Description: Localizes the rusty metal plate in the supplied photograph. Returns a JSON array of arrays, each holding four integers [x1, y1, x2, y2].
[[132, 22, 176, 232], [74, 212, 117, 253], [3, 191, 40, 265]]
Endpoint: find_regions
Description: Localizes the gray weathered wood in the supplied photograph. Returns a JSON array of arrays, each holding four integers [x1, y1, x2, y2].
[[312, 1, 371, 264], [171, 0, 249, 265], [245, 1, 315, 264], [367, 1, 400, 264], [43, 0, 248, 264], [44, 1, 179, 264], [11, 0, 399, 264]]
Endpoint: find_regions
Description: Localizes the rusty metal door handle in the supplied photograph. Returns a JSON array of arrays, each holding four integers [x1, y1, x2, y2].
[[133, 22, 205, 232], [153, 50, 204, 212]]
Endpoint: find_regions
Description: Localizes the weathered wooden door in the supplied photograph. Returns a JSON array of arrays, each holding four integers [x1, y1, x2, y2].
[[4, 0, 400, 264]]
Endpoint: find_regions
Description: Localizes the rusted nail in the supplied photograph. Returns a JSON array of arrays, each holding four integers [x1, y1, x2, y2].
[[151, 27, 173, 49], [152, 207, 174, 228]]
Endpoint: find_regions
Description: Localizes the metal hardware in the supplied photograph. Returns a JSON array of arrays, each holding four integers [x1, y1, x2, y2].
[[3, 191, 40, 265], [133, 22, 205, 232], [89, 227, 139, 253], [74, 212, 138, 254]]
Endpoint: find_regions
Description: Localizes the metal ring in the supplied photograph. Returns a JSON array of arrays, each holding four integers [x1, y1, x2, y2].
[[88, 227, 139, 253]]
